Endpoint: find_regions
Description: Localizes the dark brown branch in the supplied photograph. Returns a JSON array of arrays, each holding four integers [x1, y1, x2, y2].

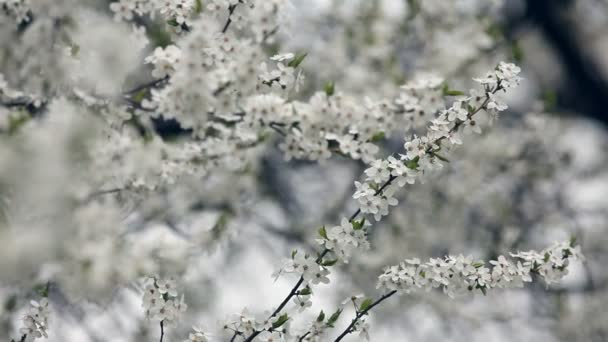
[[221, 4, 239, 34], [123, 76, 169, 96], [333, 291, 397, 342], [159, 320, 164, 342]]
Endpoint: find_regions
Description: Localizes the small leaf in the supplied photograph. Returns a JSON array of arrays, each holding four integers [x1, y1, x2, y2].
[[511, 40, 524, 63], [195, 0, 203, 13], [167, 18, 179, 27], [359, 298, 373, 312], [291, 249, 298, 258], [569, 235, 577, 247], [352, 218, 366, 230], [132, 89, 147, 103], [70, 44, 80, 57], [34, 282, 50, 298], [272, 314, 289, 329], [370, 132, 385, 142], [442, 83, 465, 96], [324, 81, 335, 96], [288, 53, 308, 68], [318, 226, 328, 240], [542, 89, 557, 111], [446, 89, 465, 96], [322, 259, 338, 267], [316, 310, 325, 322], [298, 286, 312, 296], [405, 160, 418, 170], [472, 262, 484, 268], [327, 308, 343, 327]]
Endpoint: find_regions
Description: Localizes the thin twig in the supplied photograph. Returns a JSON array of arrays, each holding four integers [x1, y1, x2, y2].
[[333, 291, 397, 342], [241, 84, 502, 342], [298, 331, 311, 342], [159, 320, 164, 342], [123, 76, 169, 96], [221, 4, 239, 33]]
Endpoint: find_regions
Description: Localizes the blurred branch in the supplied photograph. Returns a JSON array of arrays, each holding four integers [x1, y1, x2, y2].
[[525, 0, 608, 126]]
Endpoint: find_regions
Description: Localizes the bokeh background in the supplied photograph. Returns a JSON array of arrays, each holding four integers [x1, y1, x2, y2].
[[1, 0, 607, 341]]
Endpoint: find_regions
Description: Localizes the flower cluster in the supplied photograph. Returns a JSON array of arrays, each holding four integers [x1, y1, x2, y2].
[[474, 61, 523, 89], [512, 240, 585, 285], [316, 217, 370, 263], [274, 251, 330, 286], [258, 53, 305, 92], [206, 0, 290, 42], [20, 299, 50, 341], [395, 73, 445, 128], [377, 241, 583, 298], [109, 0, 195, 27], [222, 308, 290, 341], [142, 277, 188, 326], [353, 62, 522, 222], [183, 326, 212, 342], [145, 45, 182, 79], [0, 0, 30, 23]]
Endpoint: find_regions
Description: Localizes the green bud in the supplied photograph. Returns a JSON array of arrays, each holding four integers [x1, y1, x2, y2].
[[288, 53, 308, 68], [316, 310, 325, 322], [318, 226, 328, 240], [324, 81, 335, 96], [272, 314, 289, 329]]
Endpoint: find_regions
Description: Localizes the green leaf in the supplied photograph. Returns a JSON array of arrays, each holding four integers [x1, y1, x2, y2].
[[211, 212, 231, 239], [542, 89, 557, 111], [485, 23, 503, 40], [316, 310, 325, 322], [472, 262, 484, 268], [352, 218, 366, 230], [195, 0, 203, 13], [288, 53, 308, 68], [70, 44, 80, 57], [511, 41, 524, 63], [132, 89, 147, 103], [34, 282, 50, 298], [405, 160, 418, 170], [8, 113, 30, 135], [321, 259, 338, 267], [370, 132, 385, 142], [359, 298, 373, 312], [480, 286, 487, 296], [272, 314, 289, 329], [326, 308, 342, 327], [291, 249, 298, 258], [167, 18, 179, 27], [298, 286, 312, 296], [544, 252, 550, 263], [324, 81, 335, 96], [446, 89, 465, 96], [569, 235, 577, 247], [442, 83, 465, 96], [318, 226, 328, 240]]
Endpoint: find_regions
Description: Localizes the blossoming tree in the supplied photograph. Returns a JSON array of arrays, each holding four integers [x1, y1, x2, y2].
[[0, 0, 600, 341]]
